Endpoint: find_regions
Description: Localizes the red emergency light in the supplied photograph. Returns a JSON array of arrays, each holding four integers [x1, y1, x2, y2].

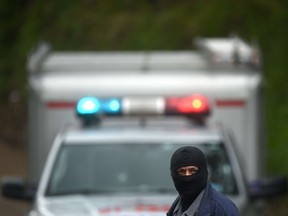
[[165, 94, 210, 116]]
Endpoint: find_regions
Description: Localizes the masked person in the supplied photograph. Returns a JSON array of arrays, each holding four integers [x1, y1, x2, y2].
[[166, 146, 239, 216]]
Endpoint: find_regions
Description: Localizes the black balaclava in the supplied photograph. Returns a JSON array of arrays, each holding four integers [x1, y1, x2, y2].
[[170, 146, 208, 212]]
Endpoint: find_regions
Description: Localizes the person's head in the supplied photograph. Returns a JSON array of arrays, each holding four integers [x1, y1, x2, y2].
[[170, 146, 208, 198]]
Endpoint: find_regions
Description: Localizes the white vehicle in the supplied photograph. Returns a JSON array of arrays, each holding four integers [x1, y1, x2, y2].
[[1, 37, 287, 216]]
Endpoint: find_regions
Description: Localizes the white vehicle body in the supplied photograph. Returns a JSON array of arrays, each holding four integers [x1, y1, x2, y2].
[[29, 125, 255, 216], [27, 38, 263, 183]]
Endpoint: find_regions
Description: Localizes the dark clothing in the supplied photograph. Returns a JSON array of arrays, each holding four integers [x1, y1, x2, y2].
[[167, 183, 240, 216]]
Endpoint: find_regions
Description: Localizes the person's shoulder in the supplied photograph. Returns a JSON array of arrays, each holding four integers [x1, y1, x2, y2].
[[166, 196, 180, 216], [208, 185, 239, 215]]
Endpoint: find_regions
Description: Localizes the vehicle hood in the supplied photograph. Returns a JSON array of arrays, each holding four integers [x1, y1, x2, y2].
[[37, 194, 176, 216]]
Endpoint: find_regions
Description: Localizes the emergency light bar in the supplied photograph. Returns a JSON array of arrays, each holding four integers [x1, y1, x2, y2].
[[76, 94, 210, 118]]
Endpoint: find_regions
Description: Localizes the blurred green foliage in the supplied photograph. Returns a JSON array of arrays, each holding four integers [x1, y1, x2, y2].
[[0, 0, 288, 177]]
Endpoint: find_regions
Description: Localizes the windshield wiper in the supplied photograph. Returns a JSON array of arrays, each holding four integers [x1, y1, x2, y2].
[[130, 186, 176, 194], [47, 188, 115, 196], [47, 187, 176, 196]]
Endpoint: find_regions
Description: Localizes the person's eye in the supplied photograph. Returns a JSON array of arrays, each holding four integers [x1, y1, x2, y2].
[[177, 169, 185, 175], [192, 168, 198, 173], [191, 169, 197, 174]]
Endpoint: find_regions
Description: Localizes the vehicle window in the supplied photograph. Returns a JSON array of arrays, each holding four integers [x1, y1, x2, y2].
[[46, 142, 237, 196]]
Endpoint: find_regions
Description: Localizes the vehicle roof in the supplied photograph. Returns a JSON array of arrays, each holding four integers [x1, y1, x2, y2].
[[31, 70, 261, 101], [61, 123, 223, 145]]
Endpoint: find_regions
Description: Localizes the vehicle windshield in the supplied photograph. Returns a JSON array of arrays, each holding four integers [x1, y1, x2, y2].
[[46, 142, 238, 196]]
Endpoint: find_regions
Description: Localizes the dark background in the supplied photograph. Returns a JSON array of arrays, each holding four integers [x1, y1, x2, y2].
[[0, 0, 288, 215]]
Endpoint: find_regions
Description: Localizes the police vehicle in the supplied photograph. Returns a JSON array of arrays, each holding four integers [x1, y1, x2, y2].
[[1, 37, 287, 216]]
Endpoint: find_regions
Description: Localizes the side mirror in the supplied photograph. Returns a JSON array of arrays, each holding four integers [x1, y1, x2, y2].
[[249, 176, 287, 200], [1, 176, 37, 201]]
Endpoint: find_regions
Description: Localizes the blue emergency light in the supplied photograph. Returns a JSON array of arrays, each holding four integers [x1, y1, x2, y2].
[[77, 97, 100, 115], [76, 97, 121, 116], [102, 99, 121, 114]]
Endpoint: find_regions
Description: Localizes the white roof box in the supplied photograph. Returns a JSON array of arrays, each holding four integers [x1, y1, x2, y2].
[[194, 36, 260, 67]]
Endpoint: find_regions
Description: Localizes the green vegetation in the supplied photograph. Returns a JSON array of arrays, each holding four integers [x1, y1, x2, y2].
[[1, 0, 288, 178]]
